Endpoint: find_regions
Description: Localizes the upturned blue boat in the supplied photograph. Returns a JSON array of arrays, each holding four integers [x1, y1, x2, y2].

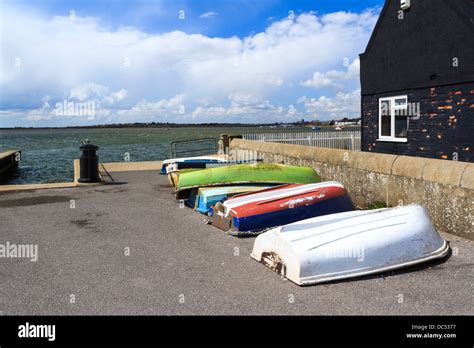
[[193, 186, 272, 214]]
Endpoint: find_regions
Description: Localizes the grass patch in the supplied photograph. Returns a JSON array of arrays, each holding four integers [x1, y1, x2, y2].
[[368, 201, 391, 210]]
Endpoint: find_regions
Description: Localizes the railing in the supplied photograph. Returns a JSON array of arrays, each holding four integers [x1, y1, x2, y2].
[[169, 138, 218, 158], [243, 130, 361, 150]]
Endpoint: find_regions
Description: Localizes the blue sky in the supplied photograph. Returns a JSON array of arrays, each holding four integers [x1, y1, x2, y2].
[[7, 0, 384, 37], [0, 0, 383, 127]]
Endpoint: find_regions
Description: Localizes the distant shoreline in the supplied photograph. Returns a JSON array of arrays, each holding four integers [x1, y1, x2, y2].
[[0, 120, 360, 130]]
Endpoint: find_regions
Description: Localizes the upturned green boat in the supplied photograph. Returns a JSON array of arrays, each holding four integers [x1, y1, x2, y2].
[[175, 163, 320, 199]]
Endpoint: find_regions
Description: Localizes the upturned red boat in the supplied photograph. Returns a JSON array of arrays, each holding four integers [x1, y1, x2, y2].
[[211, 181, 355, 233]]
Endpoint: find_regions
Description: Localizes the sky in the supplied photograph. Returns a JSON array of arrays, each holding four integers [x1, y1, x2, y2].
[[0, 0, 384, 127]]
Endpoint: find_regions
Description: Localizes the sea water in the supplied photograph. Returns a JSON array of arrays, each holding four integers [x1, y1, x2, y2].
[[0, 127, 310, 184]]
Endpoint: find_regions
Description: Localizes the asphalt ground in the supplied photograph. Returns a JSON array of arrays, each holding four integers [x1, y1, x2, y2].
[[0, 171, 472, 315]]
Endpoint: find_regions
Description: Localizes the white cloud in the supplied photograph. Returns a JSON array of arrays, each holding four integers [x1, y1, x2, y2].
[[199, 11, 218, 19], [298, 89, 361, 121], [117, 94, 186, 120], [105, 89, 128, 104], [0, 4, 378, 126], [26, 103, 55, 121], [301, 58, 360, 90], [69, 83, 109, 102], [23, 83, 128, 121], [191, 93, 290, 123]]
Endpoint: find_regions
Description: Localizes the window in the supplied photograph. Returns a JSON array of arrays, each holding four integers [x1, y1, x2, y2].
[[378, 95, 408, 142]]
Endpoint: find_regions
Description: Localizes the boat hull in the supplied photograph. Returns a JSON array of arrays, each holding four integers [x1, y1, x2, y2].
[[251, 205, 450, 286], [167, 168, 201, 188], [176, 163, 320, 199], [233, 194, 354, 232], [212, 182, 354, 233], [167, 171, 180, 188], [194, 186, 272, 214], [166, 160, 263, 188], [170, 159, 262, 173], [160, 155, 229, 174]]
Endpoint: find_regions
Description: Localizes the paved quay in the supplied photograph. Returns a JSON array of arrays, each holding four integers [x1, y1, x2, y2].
[[0, 169, 473, 315]]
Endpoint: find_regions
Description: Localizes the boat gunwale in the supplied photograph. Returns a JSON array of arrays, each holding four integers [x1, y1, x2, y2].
[[176, 164, 320, 191], [253, 186, 345, 207], [222, 181, 346, 216], [250, 240, 450, 286], [176, 180, 309, 193], [297, 241, 450, 285]]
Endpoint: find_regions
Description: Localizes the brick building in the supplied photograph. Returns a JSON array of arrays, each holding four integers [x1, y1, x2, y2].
[[360, 0, 474, 162]]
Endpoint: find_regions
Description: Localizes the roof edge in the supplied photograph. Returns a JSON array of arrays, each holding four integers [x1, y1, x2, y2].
[[360, 0, 391, 56]]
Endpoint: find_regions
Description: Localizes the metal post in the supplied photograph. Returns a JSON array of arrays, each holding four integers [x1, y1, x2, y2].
[[78, 142, 100, 183]]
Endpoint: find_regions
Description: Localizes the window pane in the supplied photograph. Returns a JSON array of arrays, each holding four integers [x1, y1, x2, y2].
[[395, 97, 407, 106], [394, 106, 408, 117], [395, 116, 408, 138], [380, 100, 390, 116], [381, 116, 391, 136]]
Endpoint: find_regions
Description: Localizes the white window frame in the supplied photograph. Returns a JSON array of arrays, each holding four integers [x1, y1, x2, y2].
[[377, 95, 409, 143]]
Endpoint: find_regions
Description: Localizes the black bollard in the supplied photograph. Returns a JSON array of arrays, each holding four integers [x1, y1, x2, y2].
[[78, 142, 100, 183]]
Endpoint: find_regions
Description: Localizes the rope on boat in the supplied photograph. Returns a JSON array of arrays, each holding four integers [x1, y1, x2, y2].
[[205, 218, 278, 237], [226, 227, 276, 238]]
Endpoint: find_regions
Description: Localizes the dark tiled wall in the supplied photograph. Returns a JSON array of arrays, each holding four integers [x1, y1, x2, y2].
[[361, 82, 474, 162]]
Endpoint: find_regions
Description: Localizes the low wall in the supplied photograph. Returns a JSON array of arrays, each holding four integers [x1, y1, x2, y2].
[[230, 139, 473, 240]]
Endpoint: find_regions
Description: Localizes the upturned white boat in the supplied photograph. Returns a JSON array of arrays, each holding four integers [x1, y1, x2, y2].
[[160, 154, 230, 174], [251, 205, 449, 286]]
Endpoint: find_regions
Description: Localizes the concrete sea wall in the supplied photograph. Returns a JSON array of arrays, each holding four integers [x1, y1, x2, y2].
[[0, 150, 21, 179], [230, 139, 473, 240]]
